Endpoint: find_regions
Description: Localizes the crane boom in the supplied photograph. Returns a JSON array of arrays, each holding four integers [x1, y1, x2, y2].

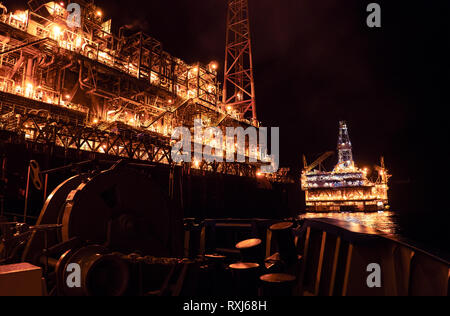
[[304, 151, 334, 173]]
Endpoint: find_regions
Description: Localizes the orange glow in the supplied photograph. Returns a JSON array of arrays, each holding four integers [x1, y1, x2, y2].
[[210, 62, 218, 71], [300, 212, 397, 235], [25, 83, 34, 97], [75, 37, 82, 48], [12, 11, 28, 24], [52, 25, 62, 38]]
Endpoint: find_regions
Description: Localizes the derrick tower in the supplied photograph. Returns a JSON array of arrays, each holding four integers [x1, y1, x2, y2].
[[223, 0, 257, 124], [337, 121, 354, 170]]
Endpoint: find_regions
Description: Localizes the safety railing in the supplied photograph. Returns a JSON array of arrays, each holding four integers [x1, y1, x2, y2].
[[297, 218, 449, 296]]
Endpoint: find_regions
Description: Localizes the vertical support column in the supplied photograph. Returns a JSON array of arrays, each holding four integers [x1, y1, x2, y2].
[[0, 156, 6, 217], [169, 165, 174, 200], [138, 32, 143, 80], [43, 173, 48, 203], [24, 164, 31, 223], [0, 42, 5, 67], [265, 228, 272, 258], [298, 226, 311, 294], [314, 231, 327, 296], [328, 237, 341, 296], [342, 244, 354, 296]]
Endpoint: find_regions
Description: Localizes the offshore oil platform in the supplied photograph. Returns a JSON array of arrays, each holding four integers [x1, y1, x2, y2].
[[0, 0, 295, 220], [0, 0, 267, 174], [302, 121, 391, 212], [0, 1, 448, 298]]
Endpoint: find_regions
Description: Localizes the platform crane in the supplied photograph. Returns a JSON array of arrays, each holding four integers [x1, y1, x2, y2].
[[303, 151, 334, 173]]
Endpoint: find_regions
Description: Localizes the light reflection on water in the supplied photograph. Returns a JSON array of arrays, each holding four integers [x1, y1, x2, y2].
[[299, 211, 401, 236]]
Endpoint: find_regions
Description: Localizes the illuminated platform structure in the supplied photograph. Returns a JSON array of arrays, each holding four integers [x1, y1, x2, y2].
[[301, 122, 390, 212], [0, 0, 269, 178]]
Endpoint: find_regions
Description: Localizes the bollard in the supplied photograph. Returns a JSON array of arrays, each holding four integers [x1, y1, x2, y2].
[[269, 222, 297, 263], [236, 238, 263, 263], [184, 219, 205, 258], [229, 262, 260, 296], [259, 273, 296, 296], [205, 254, 228, 295]]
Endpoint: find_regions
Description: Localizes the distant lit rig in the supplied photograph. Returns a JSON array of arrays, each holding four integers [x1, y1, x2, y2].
[[0, 0, 271, 178], [301, 122, 391, 212]]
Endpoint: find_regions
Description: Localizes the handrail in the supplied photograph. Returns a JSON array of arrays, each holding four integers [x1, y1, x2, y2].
[[298, 218, 449, 296], [303, 218, 449, 264]]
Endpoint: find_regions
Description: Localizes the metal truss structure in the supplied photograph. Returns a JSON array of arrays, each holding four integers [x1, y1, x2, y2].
[[223, 0, 257, 123], [337, 121, 354, 170], [0, 100, 259, 177], [0, 0, 264, 178]]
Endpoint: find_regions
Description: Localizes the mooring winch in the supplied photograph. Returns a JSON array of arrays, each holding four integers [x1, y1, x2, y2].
[[20, 161, 184, 296]]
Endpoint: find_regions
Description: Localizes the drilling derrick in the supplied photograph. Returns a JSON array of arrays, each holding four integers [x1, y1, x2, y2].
[[223, 0, 257, 124], [302, 121, 391, 213], [336, 121, 354, 170]]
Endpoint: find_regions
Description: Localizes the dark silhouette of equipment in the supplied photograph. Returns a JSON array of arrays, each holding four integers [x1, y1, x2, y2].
[[21, 161, 184, 296]]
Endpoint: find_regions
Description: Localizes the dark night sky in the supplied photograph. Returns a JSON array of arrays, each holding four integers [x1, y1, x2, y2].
[[88, 0, 448, 183], [3, 1, 450, 219], [88, 0, 449, 215]]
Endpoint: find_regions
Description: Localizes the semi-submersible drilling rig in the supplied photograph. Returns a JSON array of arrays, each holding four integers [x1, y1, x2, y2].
[[0, 0, 300, 296], [302, 122, 390, 212]]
